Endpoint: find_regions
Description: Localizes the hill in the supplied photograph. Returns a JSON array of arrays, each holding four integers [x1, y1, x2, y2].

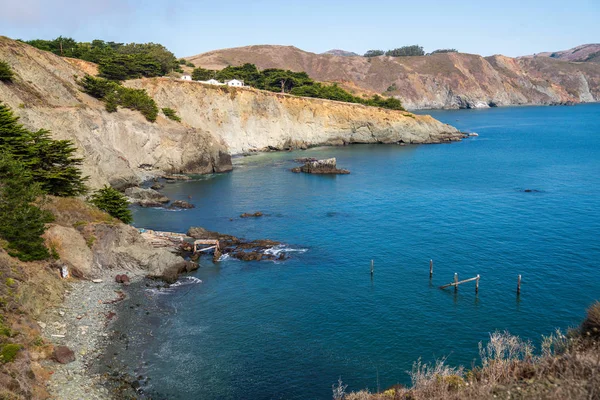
[[187, 45, 600, 109], [0, 37, 462, 175], [527, 44, 600, 63]]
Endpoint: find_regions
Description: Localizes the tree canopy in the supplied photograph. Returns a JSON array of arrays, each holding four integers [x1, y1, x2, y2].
[[385, 45, 425, 57], [0, 102, 88, 196], [430, 49, 458, 54], [88, 186, 132, 224], [364, 50, 385, 57], [23, 37, 179, 81]]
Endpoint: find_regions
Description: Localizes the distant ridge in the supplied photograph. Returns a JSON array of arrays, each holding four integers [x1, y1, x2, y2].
[[186, 44, 600, 110], [525, 44, 600, 63], [322, 49, 359, 57]]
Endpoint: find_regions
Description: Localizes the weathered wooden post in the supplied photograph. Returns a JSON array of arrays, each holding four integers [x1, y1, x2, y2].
[[517, 275, 521, 295], [475, 274, 480, 294], [429, 259, 433, 279], [454, 273, 458, 292], [370, 260, 374, 276]]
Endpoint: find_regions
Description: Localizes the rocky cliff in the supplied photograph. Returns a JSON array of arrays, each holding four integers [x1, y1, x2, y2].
[[0, 36, 232, 189], [126, 79, 462, 155], [188, 45, 600, 109]]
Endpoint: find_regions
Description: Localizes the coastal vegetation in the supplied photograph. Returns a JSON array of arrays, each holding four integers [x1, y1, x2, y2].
[[0, 61, 14, 82], [23, 37, 179, 80], [162, 107, 181, 122], [191, 63, 405, 110], [364, 45, 425, 57], [0, 102, 88, 260], [430, 49, 458, 54], [346, 302, 600, 399], [78, 75, 159, 121], [88, 186, 133, 224]]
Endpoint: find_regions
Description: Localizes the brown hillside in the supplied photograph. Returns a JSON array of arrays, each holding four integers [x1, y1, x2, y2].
[[527, 43, 600, 63], [187, 45, 600, 109]]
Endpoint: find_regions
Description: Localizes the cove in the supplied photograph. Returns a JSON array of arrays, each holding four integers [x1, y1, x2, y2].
[[125, 104, 600, 399]]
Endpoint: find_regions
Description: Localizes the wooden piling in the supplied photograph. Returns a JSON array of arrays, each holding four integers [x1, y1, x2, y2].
[[517, 274, 521, 295], [475, 274, 480, 293], [453, 273, 458, 292], [440, 275, 479, 290], [370, 260, 374, 275], [429, 259, 433, 278]]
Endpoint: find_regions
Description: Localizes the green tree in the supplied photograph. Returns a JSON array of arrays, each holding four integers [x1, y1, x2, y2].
[[430, 49, 458, 54], [192, 67, 217, 81], [385, 45, 425, 57], [0, 154, 53, 261], [0, 102, 88, 196], [0, 61, 14, 82], [88, 186, 132, 224], [364, 50, 384, 57], [216, 63, 261, 86]]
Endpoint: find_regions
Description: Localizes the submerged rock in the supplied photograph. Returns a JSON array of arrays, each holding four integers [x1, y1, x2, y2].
[[291, 158, 350, 174], [169, 200, 195, 209], [240, 211, 263, 218]]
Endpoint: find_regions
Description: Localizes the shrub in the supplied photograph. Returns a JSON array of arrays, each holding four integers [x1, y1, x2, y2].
[[0, 61, 14, 82], [0, 343, 22, 363], [192, 67, 217, 81], [581, 301, 600, 337], [78, 75, 158, 122], [88, 186, 132, 224], [430, 49, 458, 54], [162, 107, 181, 122], [385, 45, 425, 57]]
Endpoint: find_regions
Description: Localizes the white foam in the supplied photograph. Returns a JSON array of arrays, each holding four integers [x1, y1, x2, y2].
[[264, 244, 308, 256]]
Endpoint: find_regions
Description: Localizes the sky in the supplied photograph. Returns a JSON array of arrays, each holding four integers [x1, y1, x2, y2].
[[1, 0, 599, 58]]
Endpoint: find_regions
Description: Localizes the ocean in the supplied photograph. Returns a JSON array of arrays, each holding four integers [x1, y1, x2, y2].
[[119, 104, 600, 399]]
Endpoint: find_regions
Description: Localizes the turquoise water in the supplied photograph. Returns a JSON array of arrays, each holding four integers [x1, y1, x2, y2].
[[130, 104, 600, 399]]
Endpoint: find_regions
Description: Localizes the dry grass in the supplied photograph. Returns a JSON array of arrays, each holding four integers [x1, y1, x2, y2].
[[346, 304, 600, 400], [42, 196, 115, 228]]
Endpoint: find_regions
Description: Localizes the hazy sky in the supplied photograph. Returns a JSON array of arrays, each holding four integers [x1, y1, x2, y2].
[[1, 0, 599, 58]]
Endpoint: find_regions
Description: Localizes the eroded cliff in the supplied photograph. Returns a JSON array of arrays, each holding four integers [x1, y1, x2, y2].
[[0, 36, 232, 189], [126, 79, 462, 155]]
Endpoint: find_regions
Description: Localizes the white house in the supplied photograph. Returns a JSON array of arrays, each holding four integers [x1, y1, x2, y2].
[[181, 74, 192, 81], [225, 79, 244, 87], [201, 79, 224, 85]]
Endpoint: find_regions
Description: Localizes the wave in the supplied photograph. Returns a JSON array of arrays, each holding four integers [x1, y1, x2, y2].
[[264, 244, 308, 257], [145, 276, 203, 295]]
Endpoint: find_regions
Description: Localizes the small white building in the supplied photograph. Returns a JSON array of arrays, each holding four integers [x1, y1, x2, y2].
[[201, 79, 224, 85], [181, 74, 192, 81], [225, 79, 244, 87]]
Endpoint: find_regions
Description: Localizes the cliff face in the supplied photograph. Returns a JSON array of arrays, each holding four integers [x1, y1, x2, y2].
[[188, 45, 600, 109], [0, 37, 232, 189], [126, 79, 462, 155]]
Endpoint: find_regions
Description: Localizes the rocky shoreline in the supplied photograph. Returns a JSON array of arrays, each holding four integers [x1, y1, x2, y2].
[[40, 277, 127, 399]]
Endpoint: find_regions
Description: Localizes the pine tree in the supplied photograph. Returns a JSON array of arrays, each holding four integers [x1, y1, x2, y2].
[[0, 154, 53, 261], [88, 186, 132, 224], [0, 102, 88, 196]]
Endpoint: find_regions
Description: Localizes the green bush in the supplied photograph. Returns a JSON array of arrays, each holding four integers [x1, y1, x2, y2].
[[0, 343, 22, 363], [192, 67, 217, 81], [88, 186, 132, 224], [78, 75, 158, 122], [385, 45, 425, 57], [0, 61, 14, 82], [162, 107, 181, 122], [430, 49, 458, 54]]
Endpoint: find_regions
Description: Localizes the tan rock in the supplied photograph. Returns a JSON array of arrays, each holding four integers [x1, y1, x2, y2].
[[43, 225, 94, 277]]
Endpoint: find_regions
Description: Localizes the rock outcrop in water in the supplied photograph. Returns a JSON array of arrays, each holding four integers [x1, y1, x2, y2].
[[291, 158, 350, 174]]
